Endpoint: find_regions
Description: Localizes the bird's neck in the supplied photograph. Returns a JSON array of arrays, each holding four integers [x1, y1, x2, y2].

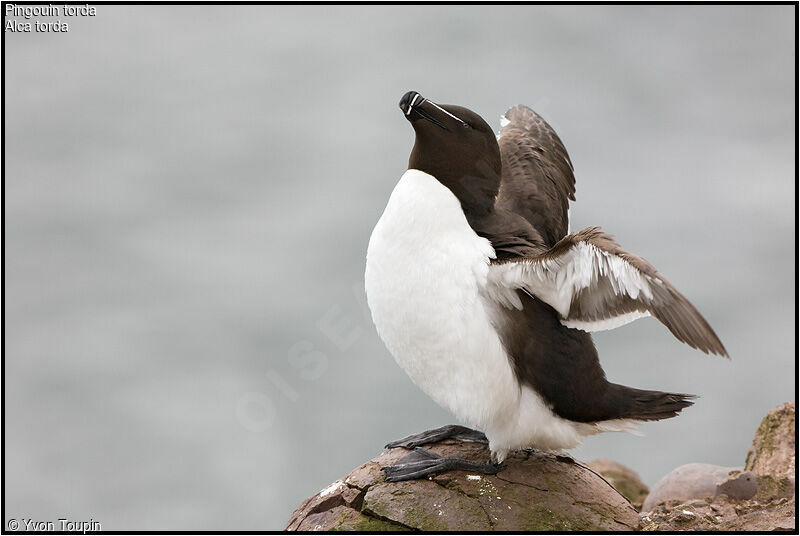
[[408, 149, 500, 217]]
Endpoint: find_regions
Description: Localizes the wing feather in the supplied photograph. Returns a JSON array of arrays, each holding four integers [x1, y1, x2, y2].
[[488, 226, 728, 357], [496, 105, 576, 246]]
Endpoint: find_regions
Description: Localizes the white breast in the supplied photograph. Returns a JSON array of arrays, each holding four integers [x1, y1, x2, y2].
[[365, 169, 589, 459], [365, 170, 518, 425]]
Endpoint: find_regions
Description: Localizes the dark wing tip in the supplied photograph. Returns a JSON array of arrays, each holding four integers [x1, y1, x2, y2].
[[650, 284, 729, 358]]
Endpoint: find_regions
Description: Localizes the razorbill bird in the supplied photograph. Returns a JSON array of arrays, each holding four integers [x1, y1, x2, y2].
[[365, 91, 728, 482]]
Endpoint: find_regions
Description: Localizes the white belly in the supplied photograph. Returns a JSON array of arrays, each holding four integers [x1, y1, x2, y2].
[[365, 170, 518, 425]]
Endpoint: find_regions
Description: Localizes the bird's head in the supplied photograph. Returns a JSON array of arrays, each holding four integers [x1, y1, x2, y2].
[[400, 91, 502, 213]]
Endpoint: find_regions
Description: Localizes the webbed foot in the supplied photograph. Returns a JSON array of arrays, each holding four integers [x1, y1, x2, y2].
[[384, 425, 488, 449], [381, 447, 502, 482]]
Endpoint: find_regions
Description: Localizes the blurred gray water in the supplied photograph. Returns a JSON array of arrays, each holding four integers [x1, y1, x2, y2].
[[4, 5, 794, 530]]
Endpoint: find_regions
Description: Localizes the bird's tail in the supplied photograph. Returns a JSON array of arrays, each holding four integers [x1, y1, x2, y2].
[[609, 384, 697, 421]]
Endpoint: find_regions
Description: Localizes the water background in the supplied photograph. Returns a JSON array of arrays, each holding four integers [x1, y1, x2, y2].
[[4, 5, 795, 530]]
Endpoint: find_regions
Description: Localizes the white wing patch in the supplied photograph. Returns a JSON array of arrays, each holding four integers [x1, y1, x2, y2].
[[487, 241, 663, 332], [485, 283, 524, 310], [562, 310, 651, 332], [566, 208, 571, 234], [497, 114, 511, 140]]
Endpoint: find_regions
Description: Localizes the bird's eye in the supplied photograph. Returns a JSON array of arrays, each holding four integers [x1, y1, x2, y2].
[[462, 122, 471, 129]]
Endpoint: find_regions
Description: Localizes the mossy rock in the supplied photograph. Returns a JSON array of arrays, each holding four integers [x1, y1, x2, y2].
[[745, 402, 795, 479], [286, 440, 639, 531]]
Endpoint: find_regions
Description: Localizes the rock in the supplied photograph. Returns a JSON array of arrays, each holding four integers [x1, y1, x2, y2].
[[745, 402, 795, 479], [744, 402, 796, 502], [715, 470, 757, 500], [642, 463, 740, 512], [719, 499, 795, 531], [588, 458, 649, 510], [752, 473, 796, 503], [639, 402, 796, 532], [638, 495, 795, 531], [286, 440, 640, 531]]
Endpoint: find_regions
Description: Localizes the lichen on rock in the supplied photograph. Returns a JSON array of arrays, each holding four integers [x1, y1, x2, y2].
[[745, 402, 795, 474]]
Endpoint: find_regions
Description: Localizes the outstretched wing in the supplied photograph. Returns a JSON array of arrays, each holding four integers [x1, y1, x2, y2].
[[496, 105, 576, 247], [488, 226, 728, 357]]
